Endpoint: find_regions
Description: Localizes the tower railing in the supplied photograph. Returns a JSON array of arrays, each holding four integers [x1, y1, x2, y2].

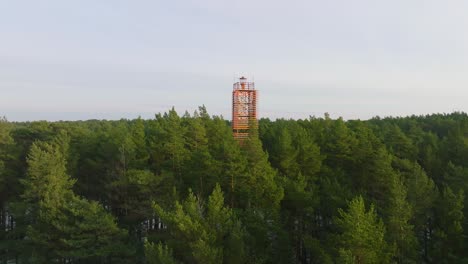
[[232, 77, 258, 141]]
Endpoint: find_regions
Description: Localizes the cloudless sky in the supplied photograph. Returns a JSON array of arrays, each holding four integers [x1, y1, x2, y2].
[[1, 0, 468, 121]]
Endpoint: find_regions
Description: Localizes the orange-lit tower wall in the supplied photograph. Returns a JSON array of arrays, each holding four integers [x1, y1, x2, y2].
[[232, 76, 258, 140]]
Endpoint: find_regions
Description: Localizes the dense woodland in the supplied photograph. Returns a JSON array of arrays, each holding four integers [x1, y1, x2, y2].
[[1, 107, 468, 263]]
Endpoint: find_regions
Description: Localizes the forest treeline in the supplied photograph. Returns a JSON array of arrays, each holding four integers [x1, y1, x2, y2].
[[1, 107, 468, 263]]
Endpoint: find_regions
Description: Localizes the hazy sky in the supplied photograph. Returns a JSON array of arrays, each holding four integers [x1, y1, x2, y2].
[[2, 0, 468, 121]]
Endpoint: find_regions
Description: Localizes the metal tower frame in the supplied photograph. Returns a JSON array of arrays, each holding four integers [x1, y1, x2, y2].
[[232, 76, 258, 140]]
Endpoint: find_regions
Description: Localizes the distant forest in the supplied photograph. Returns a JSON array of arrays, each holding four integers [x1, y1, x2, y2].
[[2, 107, 468, 263]]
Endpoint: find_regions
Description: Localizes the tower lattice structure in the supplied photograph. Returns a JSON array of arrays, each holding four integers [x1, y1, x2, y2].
[[232, 76, 258, 140]]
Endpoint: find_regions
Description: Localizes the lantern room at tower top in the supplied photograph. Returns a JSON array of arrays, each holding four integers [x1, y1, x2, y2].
[[232, 76, 258, 140]]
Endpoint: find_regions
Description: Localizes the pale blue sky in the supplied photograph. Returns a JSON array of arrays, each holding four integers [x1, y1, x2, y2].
[[1, 0, 468, 121]]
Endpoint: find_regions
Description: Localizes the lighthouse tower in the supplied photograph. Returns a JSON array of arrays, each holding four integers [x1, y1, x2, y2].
[[232, 76, 258, 141]]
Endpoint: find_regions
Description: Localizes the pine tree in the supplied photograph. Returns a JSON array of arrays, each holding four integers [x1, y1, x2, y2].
[[130, 117, 149, 169], [336, 196, 391, 264], [182, 115, 216, 197], [153, 184, 245, 264], [20, 137, 130, 262], [145, 242, 179, 264], [240, 125, 284, 210], [0, 116, 13, 198], [385, 173, 417, 263], [205, 116, 247, 208], [322, 117, 357, 169], [432, 186, 465, 263], [392, 159, 437, 262], [163, 108, 188, 181], [0, 117, 15, 263], [383, 125, 417, 160]]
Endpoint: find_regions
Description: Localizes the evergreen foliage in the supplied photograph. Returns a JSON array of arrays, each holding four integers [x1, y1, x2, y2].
[[336, 196, 390, 264], [2, 110, 468, 263]]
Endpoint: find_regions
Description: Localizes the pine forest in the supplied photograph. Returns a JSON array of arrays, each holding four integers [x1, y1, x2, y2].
[[2, 107, 468, 264]]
